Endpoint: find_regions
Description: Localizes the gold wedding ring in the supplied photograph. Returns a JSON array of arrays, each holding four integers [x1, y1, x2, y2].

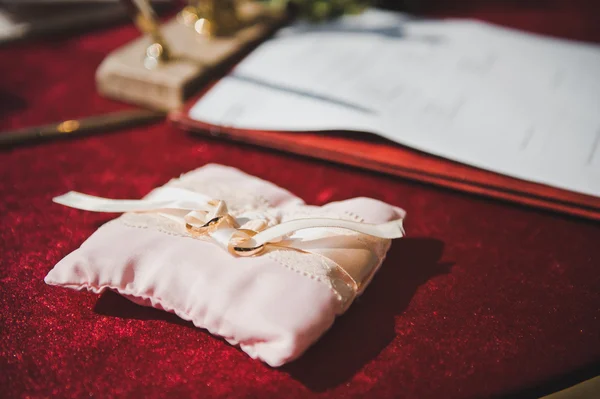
[[228, 229, 265, 257], [185, 216, 223, 236], [185, 215, 265, 257]]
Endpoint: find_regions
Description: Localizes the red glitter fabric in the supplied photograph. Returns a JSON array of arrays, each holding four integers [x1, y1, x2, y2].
[[1, 2, 599, 398]]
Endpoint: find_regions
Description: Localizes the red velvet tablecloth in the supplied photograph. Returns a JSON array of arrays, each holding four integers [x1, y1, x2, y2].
[[1, 2, 599, 398]]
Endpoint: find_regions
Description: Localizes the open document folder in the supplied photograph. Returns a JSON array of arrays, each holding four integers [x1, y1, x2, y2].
[[171, 9, 600, 220]]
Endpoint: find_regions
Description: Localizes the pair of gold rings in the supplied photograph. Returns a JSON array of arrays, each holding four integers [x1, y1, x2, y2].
[[185, 216, 265, 257]]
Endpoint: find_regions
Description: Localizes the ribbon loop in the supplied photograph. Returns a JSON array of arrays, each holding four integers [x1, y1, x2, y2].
[[236, 218, 405, 251], [53, 188, 214, 214]]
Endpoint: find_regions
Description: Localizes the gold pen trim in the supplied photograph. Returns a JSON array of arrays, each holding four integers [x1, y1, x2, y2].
[[57, 120, 81, 134]]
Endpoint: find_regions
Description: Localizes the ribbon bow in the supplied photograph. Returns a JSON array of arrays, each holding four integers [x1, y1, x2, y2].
[[54, 187, 404, 257], [54, 187, 405, 292]]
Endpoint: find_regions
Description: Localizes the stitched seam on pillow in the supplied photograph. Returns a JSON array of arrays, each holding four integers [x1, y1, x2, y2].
[[118, 220, 212, 243], [119, 220, 191, 238], [342, 210, 364, 223], [264, 252, 347, 310]]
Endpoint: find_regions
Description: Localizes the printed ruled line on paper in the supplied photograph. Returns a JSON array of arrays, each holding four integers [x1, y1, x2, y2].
[[521, 128, 535, 150], [229, 74, 375, 114], [586, 128, 600, 165]]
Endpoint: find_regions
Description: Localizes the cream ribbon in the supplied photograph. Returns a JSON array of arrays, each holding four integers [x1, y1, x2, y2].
[[54, 188, 405, 291]]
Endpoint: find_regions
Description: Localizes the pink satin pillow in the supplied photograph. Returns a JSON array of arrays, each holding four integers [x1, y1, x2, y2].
[[45, 164, 405, 366]]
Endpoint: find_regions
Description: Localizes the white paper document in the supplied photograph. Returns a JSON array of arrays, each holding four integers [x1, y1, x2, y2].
[[189, 9, 600, 197]]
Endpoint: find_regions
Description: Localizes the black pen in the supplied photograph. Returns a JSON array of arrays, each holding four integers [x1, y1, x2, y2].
[[0, 109, 166, 147]]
